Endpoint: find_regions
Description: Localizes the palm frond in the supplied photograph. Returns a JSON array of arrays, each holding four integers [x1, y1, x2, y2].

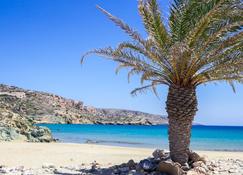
[[195, 31, 243, 72], [186, 0, 242, 47], [82, 46, 172, 86], [193, 47, 243, 86], [131, 84, 154, 96], [96, 5, 145, 45], [138, 0, 171, 50], [131, 80, 160, 97], [117, 41, 173, 75], [170, 0, 222, 42]]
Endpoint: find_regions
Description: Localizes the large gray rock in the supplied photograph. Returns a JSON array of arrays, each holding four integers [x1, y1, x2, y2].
[[29, 126, 53, 142], [0, 105, 54, 142], [0, 127, 24, 141]]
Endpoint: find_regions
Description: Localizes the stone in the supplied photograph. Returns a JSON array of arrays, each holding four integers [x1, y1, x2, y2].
[[181, 163, 190, 171], [31, 128, 45, 137], [157, 161, 183, 175], [192, 161, 205, 168], [42, 163, 56, 169], [0, 168, 8, 174], [152, 149, 165, 159], [15, 166, 25, 171], [1, 157, 243, 175], [129, 169, 137, 173], [135, 164, 143, 172], [90, 161, 99, 172], [187, 170, 201, 175], [139, 159, 156, 172], [228, 169, 237, 173], [0, 127, 23, 141], [188, 151, 201, 164], [192, 167, 207, 174], [199, 157, 207, 164], [118, 166, 130, 173], [30, 127, 53, 142], [53, 168, 82, 175], [127, 159, 136, 169]]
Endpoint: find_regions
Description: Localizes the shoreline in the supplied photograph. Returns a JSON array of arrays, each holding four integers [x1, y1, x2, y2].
[[56, 140, 243, 152], [0, 142, 243, 168], [38, 123, 243, 127], [82, 139, 243, 152]]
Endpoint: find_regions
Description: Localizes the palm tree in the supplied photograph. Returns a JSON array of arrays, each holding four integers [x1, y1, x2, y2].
[[82, 0, 243, 165]]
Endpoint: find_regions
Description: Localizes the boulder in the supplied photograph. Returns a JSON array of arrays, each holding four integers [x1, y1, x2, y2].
[[152, 149, 169, 160], [157, 161, 183, 175], [139, 159, 156, 172], [30, 127, 53, 142], [127, 159, 136, 169], [188, 151, 201, 164], [0, 127, 25, 141], [0, 106, 53, 142]]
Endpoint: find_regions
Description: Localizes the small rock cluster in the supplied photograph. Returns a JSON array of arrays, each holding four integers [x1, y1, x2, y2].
[[1, 150, 242, 175], [89, 149, 209, 175]]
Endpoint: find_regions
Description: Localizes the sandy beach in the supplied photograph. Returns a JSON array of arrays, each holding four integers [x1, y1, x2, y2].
[[0, 142, 243, 168]]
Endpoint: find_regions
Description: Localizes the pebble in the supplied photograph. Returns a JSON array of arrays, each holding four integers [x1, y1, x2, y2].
[[42, 163, 55, 169], [0, 154, 242, 175], [54, 168, 83, 175]]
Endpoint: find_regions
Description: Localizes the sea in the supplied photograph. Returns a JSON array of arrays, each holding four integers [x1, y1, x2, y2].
[[39, 124, 243, 151]]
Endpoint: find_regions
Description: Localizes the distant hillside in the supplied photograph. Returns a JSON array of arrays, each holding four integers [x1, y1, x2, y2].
[[0, 84, 168, 125]]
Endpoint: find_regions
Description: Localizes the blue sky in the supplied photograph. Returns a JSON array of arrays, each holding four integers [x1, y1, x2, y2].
[[0, 0, 242, 126]]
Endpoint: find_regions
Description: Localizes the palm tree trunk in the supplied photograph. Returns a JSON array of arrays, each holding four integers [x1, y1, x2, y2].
[[166, 85, 198, 165]]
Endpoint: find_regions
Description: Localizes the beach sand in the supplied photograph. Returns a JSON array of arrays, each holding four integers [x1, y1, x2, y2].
[[0, 142, 243, 168]]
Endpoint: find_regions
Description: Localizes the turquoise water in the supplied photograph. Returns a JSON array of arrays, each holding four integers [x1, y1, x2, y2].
[[39, 124, 243, 151]]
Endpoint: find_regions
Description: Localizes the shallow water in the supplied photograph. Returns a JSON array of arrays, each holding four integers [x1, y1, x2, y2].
[[39, 124, 243, 151]]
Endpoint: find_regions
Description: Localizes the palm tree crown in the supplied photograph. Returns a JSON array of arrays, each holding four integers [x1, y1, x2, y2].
[[82, 0, 243, 165], [82, 0, 243, 94]]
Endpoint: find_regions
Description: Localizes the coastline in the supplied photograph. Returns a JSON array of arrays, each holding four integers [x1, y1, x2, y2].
[[0, 142, 243, 168], [40, 124, 243, 152]]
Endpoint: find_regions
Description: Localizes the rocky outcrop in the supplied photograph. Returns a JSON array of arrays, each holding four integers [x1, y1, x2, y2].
[[0, 101, 54, 142], [0, 84, 167, 125]]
